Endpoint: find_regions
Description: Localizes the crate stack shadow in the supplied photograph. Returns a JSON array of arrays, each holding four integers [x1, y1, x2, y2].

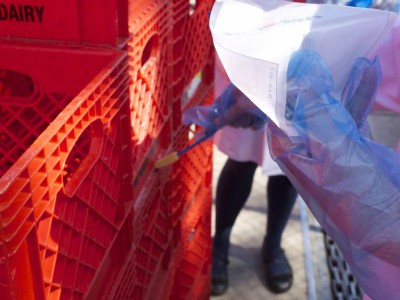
[[0, 0, 214, 299]]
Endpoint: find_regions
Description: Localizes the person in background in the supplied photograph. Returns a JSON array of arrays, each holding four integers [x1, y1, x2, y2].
[[210, 57, 298, 296]]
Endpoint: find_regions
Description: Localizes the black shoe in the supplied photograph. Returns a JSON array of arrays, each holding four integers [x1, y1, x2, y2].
[[263, 249, 293, 293], [211, 252, 229, 296]]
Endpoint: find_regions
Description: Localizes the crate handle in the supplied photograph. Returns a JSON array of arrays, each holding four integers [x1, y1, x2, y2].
[[63, 119, 104, 198], [0, 69, 38, 104], [140, 34, 159, 74]]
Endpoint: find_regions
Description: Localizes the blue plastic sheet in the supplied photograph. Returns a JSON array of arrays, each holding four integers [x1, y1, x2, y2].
[[183, 48, 400, 298], [346, 0, 373, 8], [345, 0, 400, 12], [267, 49, 400, 299]]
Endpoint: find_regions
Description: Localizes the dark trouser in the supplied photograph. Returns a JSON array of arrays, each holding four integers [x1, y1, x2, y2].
[[213, 158, 297, 257]]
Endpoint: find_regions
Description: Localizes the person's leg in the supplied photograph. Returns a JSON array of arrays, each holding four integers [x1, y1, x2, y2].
[[262, 175, 297, 293], [212, 158, 257, 296]]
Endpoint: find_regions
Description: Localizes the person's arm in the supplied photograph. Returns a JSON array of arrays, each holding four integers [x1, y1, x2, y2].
[[182, 83, 268, 136]]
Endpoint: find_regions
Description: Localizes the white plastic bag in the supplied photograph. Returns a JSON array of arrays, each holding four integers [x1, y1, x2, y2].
[[210, 0, 397, 136]]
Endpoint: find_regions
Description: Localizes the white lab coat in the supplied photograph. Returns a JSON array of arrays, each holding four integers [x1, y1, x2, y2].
[[213, 55, 284, 176]]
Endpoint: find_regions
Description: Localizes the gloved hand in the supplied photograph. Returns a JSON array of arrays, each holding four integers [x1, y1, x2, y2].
[[182, 83, 268, 135], [267, 49, 400, 300]]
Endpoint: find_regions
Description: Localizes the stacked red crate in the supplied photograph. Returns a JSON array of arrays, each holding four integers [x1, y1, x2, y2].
[[0, 42, 124, 177], [0, 51, 132, 299], [170, 0, 215, 131], [0, 1, 133, 299], [170, 181, 213, 300], [128, 0, 173, 180], [167, 0, 215, 298], [82, 1, 175, 298], [0, 0, 216, 298]]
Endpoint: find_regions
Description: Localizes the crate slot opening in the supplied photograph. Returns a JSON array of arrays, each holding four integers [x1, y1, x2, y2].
[[63, 119, 104, 197]]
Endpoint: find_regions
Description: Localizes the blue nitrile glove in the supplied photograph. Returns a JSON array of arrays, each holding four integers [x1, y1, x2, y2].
[[267, 49, 400, 300], [182, 83, 268, 136]]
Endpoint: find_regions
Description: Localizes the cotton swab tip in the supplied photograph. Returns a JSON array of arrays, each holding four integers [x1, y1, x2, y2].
[[154, 152, 180, 169]]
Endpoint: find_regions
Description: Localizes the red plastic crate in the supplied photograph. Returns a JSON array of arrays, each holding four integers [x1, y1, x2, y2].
[[128, 0, 173, 179], [0, 52, 132, 300], [92, 156, 213, 300], [170, 183, 212, 300], [167, 80, 214, 224], [0, 2, 216, 300], [0, 41, 123, 178], [0, 0, 128, 47], [91, 173, 173, 300], [171, 0, 215, 103], [169, 130, 213, 226], [127, 0, 215, 179], [171, 55, 214, 131], [171, 47, 214, 133], [85, 83, 214, 300]]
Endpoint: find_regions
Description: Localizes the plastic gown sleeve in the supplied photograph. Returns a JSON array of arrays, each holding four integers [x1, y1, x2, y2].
[[267, 49, 400, 300], [182, 83, 268, 137]]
